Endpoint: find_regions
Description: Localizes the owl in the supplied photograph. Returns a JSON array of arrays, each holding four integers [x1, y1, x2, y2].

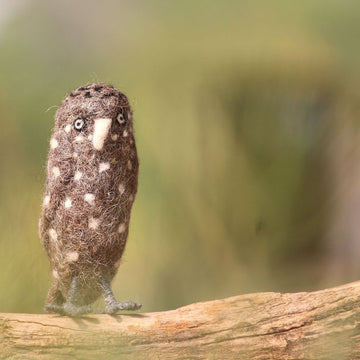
[[39, 83, 141, 316]]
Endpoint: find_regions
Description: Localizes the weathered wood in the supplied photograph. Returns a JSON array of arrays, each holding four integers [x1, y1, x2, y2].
[[1, 281, 360, 359]]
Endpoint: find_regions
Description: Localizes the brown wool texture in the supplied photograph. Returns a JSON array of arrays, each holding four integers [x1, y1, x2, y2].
[[39, 83, 138, 306]]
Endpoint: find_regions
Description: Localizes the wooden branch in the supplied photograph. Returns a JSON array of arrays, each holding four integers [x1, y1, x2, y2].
[[1, 281, 360, 359]]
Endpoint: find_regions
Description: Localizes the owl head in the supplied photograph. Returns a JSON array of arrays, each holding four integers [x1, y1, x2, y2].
[[53, 83, 134, 156]]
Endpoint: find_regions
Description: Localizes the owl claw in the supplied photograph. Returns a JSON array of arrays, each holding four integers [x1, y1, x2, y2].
[[45, 303, 92, 317], [104, 301, 142, 314]]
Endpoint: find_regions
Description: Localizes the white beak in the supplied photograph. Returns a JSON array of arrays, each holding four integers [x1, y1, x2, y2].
[[93, 118, 112, 151]]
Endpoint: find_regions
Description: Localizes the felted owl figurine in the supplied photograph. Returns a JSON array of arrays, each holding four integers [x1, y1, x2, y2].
[[39, 83, 141, 316]]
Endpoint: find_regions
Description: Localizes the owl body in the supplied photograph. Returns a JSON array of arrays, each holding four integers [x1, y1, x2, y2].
[[39, 84, 139, 310]]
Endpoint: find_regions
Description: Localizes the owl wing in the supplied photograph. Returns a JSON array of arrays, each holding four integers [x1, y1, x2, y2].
[[39, 154, 75, 257]]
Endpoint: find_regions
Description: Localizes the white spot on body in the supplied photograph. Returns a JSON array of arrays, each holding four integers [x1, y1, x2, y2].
[[93, 118, 112, 150], [89, 217, 100, 230], [73, 152, 78, 158], [74, 171, 82, 181], [66, 251, 79, 262], [123, 130, 128, 137], [50, 138, 58, 149], [65, 198, 72, 208], [65, 124, 71, 133], [48, 228, 58, 242], [43, 195, 50, 206], [127, 160, 132, 170], [111, 134, 119, 141], [88, 134, 93, 140], [118, 183, 125, 195], [118, 223, 126, 234], [84, 193, 95, 205], [99, 162, 110, 173], [75, 135, 84, 142], [52, 269, 59, 279], [129, 194, 134, 202], [52, 167, 60, 178], [114, 258, 121, 269]]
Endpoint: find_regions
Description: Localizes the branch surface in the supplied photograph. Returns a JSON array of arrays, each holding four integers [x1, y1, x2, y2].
[[1, 281, 360, 359]]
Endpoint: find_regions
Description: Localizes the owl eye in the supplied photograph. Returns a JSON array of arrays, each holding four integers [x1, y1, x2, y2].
[[74, 118, 85, 131], [117, 112, 126, 125]]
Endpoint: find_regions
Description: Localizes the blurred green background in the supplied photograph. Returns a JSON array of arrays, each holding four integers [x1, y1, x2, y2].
[[1, 0, 360, 313]]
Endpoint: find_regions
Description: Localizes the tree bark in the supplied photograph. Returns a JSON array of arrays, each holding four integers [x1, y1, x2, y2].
[[1, 281, 360, 359]]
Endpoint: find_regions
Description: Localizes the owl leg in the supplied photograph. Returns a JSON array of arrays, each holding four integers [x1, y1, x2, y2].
[[45, 277, 92, 316], [99, 276, 142, 314], [45, 280, 65, 306]]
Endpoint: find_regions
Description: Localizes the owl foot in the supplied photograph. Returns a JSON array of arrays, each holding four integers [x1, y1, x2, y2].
[[45, 303, 92, 316], [99, 276, 142, 314], [44, 276, 92, 316], [104, 301, 142, 314]]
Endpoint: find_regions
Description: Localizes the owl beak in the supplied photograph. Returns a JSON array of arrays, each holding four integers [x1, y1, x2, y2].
[[93, 118, 112, 150]]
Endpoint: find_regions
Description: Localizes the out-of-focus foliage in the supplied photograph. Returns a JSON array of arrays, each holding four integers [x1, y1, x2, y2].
[[1, 0, 360, 313]]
